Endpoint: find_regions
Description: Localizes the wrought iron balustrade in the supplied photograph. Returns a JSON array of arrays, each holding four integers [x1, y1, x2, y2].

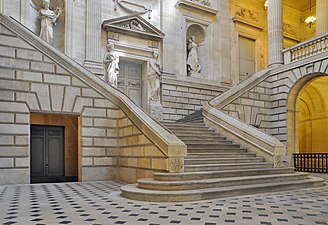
[[293, 153, 328, 173]]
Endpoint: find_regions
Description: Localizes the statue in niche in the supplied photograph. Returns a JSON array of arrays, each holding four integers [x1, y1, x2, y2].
[[186, 36, 201, 76], [38, 0, 62, 44], [148, 50, 161, 102], [103, 42, 119, 87]]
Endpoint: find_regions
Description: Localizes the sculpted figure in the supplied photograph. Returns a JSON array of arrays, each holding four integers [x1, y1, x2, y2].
[[39, 0, 62, 44], [148, 51, 161, 101], [103, 42, 119, 87], [186, 36, 201, 76]]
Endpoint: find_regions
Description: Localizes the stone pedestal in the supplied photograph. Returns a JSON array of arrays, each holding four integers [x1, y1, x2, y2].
[[316, 0, 328, 36], [268, 0, 283, 67], [188, 71, 203, 78], [149, 100, 163, 121]]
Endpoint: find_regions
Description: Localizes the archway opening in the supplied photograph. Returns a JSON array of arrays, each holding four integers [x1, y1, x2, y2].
[[288, 75, 328, 173], [297, 77, 328, 154]]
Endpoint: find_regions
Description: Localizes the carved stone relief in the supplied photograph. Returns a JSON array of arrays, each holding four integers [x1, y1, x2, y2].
[[169, 158, 184, 173], [235, 6, 258, 24], [113, 0, 152, 19]]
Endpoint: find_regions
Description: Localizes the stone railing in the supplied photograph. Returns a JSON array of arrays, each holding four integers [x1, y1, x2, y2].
[[203, 69, 286, 168], [283, 33, 328, 64], [0, 14, 187, 173]]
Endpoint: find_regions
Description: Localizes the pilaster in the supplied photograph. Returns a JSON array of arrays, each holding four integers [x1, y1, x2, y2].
[[316, 0, 328, 36], [84, 0, 103, 75], [268, 0, 283, 67]]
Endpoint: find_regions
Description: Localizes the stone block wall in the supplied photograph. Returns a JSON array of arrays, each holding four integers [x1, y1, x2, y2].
[[220, 56, 328, 145], [162, 78, 227, 121], [0, 23, 170, 184], [221, 80, 272, 133]]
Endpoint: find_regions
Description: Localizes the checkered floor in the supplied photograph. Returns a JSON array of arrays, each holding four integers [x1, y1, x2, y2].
[[0, 179, 327, 225]]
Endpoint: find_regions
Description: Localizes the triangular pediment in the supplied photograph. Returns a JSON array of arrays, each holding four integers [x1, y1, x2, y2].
[[102, 14, 165, 41]]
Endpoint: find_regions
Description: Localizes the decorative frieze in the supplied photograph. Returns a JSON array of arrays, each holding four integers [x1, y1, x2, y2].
[[177, 0, 218, 16], [232, 6, 263, 30]]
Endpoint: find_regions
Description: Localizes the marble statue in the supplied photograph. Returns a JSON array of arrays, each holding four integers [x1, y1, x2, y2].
[[148, 50, 161, 101], [103, 42, 119, 87], [187, 36, 201, 76], [38, 0, 62, 44]]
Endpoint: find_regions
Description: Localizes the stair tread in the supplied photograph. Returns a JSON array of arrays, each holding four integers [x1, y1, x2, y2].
[[185, 157, 264, 161], [138, 172, 309, 186], [154, 167, 295, 177], [185, 162, 272, 167], [122, 177, 324, 195]]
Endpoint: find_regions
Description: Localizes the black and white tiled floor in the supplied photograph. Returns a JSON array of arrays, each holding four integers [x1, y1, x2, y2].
[[0, 180, 327, 225]]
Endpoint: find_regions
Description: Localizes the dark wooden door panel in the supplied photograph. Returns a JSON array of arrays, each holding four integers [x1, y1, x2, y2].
[[30, 125, 64, 181]]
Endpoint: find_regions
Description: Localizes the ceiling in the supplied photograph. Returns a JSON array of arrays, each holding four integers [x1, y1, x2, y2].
[[284, 0, 316, 12]]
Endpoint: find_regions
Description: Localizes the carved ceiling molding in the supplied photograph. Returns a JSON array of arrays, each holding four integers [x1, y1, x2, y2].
[[177, 0, 218, 16], [102, 14, 165, 41], [113, 0, 152, 19], [31, 0, 65, 11], [232, 6, 263, 30]]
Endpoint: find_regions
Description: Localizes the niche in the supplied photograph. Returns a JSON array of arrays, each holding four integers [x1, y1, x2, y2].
[[186, 24, 206, 77]]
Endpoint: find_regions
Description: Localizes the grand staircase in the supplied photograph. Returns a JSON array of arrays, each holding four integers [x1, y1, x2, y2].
[[121, 116, 324, 202]]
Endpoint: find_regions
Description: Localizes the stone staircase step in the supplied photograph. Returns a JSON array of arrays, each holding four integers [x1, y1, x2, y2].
[[184, 157, 265, 165], [187, 148, 248, 153], [179, 136, 227, 141], [184, 162, 273, 172], [187, 153, 256, 158], [168, 130, 216, 135], [121, 177, 324, 202], [187, 144, 241, 149], [153, 167, 296, 181], [183, 140, 234, 145], [137, 173, 309, 191]]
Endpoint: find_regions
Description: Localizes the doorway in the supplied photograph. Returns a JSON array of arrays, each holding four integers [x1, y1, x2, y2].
[[239, 36, 256, 82], [118, 60, 143, 107], [30, 114, 79, 183], [31, 125, 66, 183]]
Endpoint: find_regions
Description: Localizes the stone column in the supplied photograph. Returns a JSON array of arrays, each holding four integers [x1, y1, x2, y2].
[[268, 0, 283, 67], [84, 0, 103, 74], [316, 0, 328, 36]]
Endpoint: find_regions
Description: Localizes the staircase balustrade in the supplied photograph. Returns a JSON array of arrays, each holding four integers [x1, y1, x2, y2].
[[283, 33, 328, 64]]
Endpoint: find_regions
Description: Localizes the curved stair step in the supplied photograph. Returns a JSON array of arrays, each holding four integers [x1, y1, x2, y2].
[[137, 173, 309, 191], [154, 167, 295, 181], [121, 177, 324, 202], [184, 162, 273, 172]]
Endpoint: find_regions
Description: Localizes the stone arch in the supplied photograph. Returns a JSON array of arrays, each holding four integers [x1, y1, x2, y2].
[[287, 73, 328, 161]]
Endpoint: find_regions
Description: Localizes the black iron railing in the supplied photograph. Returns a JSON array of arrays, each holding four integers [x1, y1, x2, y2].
[[293, 153, 328, 173]]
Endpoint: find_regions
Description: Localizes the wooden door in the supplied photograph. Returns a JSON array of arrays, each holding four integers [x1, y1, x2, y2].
[[239, 36, 256, 82], [118, 60, 142, 106], [30, 125, 64, 182]]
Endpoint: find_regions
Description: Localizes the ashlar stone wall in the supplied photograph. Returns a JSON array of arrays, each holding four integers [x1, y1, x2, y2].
[[221, 54, 328, 145], [0, 23, 167, 185]]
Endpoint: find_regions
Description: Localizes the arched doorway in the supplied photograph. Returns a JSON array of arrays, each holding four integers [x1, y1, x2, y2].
[[288, 75, 328, 171]]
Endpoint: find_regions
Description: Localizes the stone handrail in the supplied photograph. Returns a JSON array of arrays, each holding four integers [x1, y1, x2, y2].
[[283, 33, 328, 64], [203, 69, 286, 167], [0, 14, 187, 167]]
